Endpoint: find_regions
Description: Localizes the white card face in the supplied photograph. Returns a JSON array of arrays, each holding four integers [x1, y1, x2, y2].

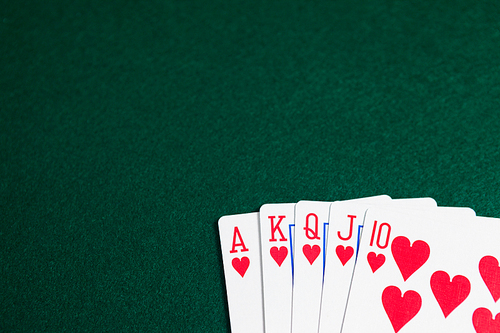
[[219, 213, 264, 333], [291, 195, 391, 333], [319, 199, 471, 333], [259, 203, 296, 333], [389, 197, 438, 208], [342, 209, 500, 333]]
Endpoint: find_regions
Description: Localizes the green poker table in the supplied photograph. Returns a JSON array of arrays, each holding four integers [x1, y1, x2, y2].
[[1, 0, 500, 331]]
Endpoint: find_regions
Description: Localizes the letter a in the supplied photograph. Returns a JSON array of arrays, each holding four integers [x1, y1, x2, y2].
[[230, 226, 249, 253]]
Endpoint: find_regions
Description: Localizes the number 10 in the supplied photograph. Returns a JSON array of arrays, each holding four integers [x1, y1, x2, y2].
[[369, 221, 391, 249]]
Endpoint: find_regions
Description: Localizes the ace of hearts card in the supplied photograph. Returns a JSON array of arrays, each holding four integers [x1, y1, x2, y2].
[[219, 213, 265, 333], [342, 208, 500, 333]]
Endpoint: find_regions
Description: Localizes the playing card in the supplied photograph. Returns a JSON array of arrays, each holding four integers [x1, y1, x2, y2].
[[259, 203, 296, 333], [319, 200, 473, 333], [342, 209, 499, 333], [219, 213, 264, 333], [291, 195, 391, 333]]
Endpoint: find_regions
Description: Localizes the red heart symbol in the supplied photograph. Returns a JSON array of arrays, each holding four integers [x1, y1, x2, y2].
[[232, 257, 250, 277], [367, 252, 386, 273], [473, 308, 500, 333], [382, 286, 421, 333], [479, 256, 500, 302], [430, 270, 470, 318], [336, 245, 354, 266], [303, 244, 321, 265], [270, 246, 288, 267], [391, 236, 430, 281]]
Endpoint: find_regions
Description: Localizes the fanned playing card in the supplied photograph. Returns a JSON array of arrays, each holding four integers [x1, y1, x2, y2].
[[319, 198, 442, 333], [291, 195, 391, 333], [259, 203, 296, 333], [342, 208, 499, 333], [219, 213, 265, 333]]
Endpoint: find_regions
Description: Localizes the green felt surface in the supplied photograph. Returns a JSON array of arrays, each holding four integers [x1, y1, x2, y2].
[[1, 0, 500, 331]]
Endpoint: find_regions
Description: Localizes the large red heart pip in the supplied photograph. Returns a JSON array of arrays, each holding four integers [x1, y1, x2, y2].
[[270, 246, 288, 267], [430, 270, 470, 318], [336, 245, 354, 266], [382, 286, 421, 333], [479, 256, 500, 302], [391, 236, 430, 281], [303, 244, 321, 265], [232, 257, 250, 277], [473, 307, 500, 333]]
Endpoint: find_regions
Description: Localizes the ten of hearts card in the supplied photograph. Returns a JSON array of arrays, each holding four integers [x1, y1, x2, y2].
[[341, 208, 500, 333]]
